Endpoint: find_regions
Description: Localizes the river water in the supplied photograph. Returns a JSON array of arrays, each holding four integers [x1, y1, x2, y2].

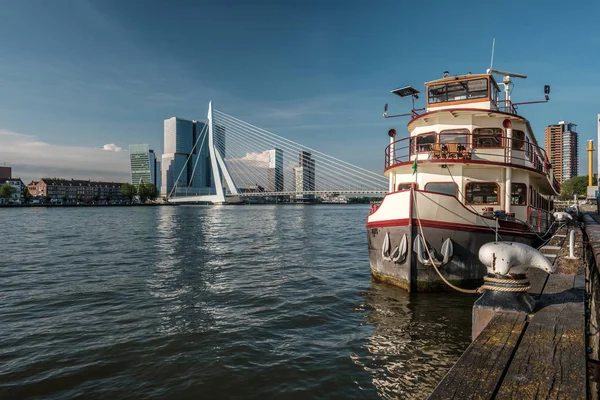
[[0, 205, 473, 399]]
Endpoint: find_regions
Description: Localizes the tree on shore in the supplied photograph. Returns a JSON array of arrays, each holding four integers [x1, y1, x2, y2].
[[559, 175, 588, 200], [23, 186, 32, 203], [0, 183, 16, 200], [121, 183, 137, 203], [138, 183, 158, 203]]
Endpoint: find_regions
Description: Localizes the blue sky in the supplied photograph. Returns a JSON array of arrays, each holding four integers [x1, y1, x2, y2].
[[1, 0, 599, 183]]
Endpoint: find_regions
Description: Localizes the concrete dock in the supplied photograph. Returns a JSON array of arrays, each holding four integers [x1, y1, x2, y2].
[[428, 212, 595, 399]]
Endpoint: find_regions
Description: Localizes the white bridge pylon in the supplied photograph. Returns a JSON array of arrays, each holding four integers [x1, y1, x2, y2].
[[167, 101, 388, 204]]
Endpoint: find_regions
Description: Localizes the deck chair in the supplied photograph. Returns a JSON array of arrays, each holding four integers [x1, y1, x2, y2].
[[431, 143, 443, 159], [446, 142, 459, 159]]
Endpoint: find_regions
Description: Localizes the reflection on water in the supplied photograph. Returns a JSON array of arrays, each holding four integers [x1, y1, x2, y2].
[[0, 205, 473, 399], [356, 281, 473, 399]]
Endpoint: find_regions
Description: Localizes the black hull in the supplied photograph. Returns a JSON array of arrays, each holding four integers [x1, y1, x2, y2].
[[367, 224, 542, 292]]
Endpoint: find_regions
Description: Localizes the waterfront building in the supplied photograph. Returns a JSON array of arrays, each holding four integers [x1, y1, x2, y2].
[[0, 166, 11, 179], [28, 181, 41, 196], [161, 117, 218, 197], [267, 148, 284, 192], [0, 167, 24, 204], [294, 151, 316, 202], [129, 144, 161, 189], [545, 121, 578, 184], [0, 177, 24, 204], [30, 178, 126, 203]]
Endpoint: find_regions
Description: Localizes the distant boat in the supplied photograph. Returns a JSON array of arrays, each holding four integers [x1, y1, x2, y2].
[[367, 69, 558, 292]]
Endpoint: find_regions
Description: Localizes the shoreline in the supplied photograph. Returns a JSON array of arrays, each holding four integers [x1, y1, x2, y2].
[[0, 203, 177, 208]]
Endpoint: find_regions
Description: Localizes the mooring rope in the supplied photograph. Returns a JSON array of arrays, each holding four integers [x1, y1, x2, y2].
[[478, 275, 531, 293], [411, 190, 480, 294], [410, 189, 550, 294]]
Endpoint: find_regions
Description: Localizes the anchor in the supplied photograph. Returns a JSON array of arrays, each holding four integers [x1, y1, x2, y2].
[[413, 234, 453, 267], [382, 232, 408, 264]]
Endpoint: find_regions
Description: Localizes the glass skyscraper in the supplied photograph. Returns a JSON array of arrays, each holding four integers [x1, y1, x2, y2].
[[129, 144, 160, 189], [161, 117, 221, 197]]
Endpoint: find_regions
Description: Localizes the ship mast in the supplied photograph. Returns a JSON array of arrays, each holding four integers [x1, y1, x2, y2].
[[487, 69, 527, 214]]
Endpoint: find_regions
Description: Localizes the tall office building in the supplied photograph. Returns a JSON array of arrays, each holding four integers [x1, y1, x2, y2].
[[294, 151, 316, 202], [267, 148, 284, 192], [129, 144, 160, 188], [161, 117, 219, 196], [544, 121, 578, 184]]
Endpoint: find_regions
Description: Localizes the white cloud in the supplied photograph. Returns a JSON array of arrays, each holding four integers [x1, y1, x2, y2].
[[231, 150, 270, 164], [0, 129, 130, 184], [103, 143, 123, 152]]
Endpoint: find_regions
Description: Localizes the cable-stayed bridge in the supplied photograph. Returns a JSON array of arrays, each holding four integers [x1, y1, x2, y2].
[[167, 102, 387, 204]]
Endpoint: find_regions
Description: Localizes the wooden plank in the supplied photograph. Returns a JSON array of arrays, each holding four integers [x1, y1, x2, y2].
[[540, 245, 561, 251], [495, 274, 585, 400], [527, 267, 549, 299], [536, 274, 577, 308], [428, 312, 527, 400]]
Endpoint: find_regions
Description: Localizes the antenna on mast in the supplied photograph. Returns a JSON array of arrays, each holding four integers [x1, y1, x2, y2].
[[489, 38, 495, 71]]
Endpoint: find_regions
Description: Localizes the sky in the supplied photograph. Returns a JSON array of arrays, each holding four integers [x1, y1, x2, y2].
[[1, 0, 599, 184]]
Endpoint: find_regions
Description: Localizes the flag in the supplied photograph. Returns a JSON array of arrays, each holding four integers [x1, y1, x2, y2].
[[412, 157, 417, 175]]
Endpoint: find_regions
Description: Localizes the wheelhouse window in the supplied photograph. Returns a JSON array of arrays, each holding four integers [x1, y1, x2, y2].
[[439, 129, 469, 146], [425, 182, 457, 197], [465, 182, 499, 205], [466, 78, 489, 99], [473, 128, 503, 148], [414, 132, 436, 152], [428, 78, 489, 104], [511, 183, 527, 205], [512, 130, 525, 150]]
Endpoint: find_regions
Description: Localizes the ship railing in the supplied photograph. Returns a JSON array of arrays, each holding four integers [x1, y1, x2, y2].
[[526, 206, 553, 233], [494, 100, 518, 115], [384, 132, 551, 176]]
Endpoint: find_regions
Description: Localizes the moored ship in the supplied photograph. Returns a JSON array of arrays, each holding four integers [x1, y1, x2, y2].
[[367, 69, 559, 292]]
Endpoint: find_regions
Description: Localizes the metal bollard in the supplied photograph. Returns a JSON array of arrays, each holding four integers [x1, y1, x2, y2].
[[472, 242, 555, 340], [569, 229, 575, 259]]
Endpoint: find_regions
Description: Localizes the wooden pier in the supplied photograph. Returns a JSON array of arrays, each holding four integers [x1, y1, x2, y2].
[[429, 214, 595, 399]]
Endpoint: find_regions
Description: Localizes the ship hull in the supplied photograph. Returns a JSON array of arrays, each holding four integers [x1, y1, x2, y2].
[[366, 189, 546, 292]]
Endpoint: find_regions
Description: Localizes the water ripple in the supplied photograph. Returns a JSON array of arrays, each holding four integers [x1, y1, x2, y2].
[[0, 205, 472, 399]]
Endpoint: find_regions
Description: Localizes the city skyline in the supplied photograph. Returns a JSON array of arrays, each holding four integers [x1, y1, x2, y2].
[[0, 1, 599, 184]]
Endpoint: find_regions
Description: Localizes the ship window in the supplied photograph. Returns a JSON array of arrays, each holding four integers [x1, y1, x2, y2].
[[397, 182, 418, 191], [465, 182, 499, 205], [467, 79, 489, 99], [427, 78, 489, 104], [446, 81, 468, 101], [473, 128, 503, 148], [525, 137, 531, 160], [425, 182, 457, 197], [428, 84, 446, 104], [512, 130, 525, 150], [439, 129, 469, 146], [415, 132, 436, 152], [511, 183, 527, 205]]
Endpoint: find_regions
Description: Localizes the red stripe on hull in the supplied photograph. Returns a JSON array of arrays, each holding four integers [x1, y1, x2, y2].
[[367, 218, 536, 238], [366, 218, 410, 229]]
